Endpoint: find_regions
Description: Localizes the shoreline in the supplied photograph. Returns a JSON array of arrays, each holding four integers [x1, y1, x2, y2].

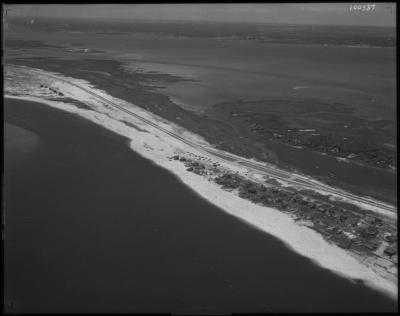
[[5, 94, 397, 300]]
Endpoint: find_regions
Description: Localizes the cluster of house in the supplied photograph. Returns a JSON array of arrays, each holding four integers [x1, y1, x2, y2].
[[39, 84, 64, 96], [173, 154, 397, 269], [66, 47, 90, 53], [172, 154, 214, 176], [212, 171, 397, 264]]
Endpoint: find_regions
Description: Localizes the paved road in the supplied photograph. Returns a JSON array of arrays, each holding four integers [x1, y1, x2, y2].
[[15, 65, 397, 215]]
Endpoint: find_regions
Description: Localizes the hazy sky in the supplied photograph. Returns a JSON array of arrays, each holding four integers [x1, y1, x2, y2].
[[5, 3, 396, 27]]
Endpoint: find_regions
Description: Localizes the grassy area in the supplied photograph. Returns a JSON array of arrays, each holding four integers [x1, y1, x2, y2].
[[212, 99, 396, 169]]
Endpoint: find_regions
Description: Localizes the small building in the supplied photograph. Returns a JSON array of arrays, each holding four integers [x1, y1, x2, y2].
[[364, 239, 380, 251], [351, 237, 363, 245], [300, 206, 311, 213], [375, 257, 392, 269], [193, 168, 202, 175], [331, 207, 342, 218], [338, 237, 352, 249], [374, 218, 383, 226], [248, 187, 257, 194], [384, 245, 397, 257], [384, 234, 397, 243], [281, 201, 289, 208], [345, 217, 359, 227], [316, 219, 328, 227], [365, 215, 375, 223], [366, 225, 378, 236], [313, 224, 329, 235]]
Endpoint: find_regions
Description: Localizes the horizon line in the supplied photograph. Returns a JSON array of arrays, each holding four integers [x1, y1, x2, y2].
[[7, 15, 396, 28]]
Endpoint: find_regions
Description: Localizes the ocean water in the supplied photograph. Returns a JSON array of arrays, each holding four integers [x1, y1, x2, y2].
[[4, 98, 396, 313], [4, 122, 41, 170]]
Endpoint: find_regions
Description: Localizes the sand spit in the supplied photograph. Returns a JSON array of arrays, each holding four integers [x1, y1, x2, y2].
[[4, 66, 397, 299]]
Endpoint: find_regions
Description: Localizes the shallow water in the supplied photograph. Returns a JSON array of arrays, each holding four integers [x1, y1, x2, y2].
[[4, 98, 397, 313], [4, 122, 40, 170]]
